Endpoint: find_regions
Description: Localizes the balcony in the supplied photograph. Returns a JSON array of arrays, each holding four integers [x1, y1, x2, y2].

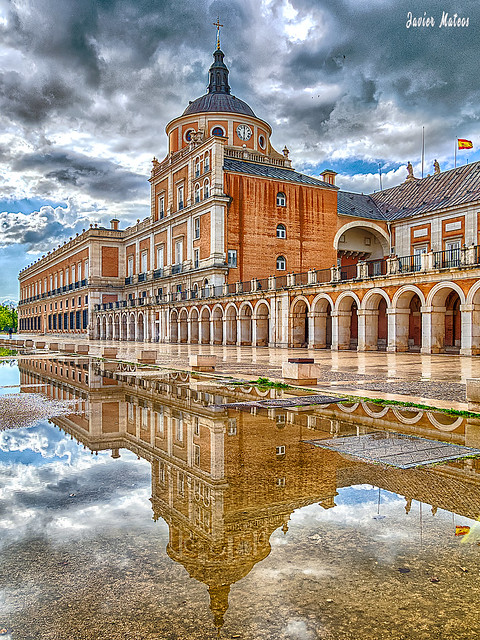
[[138, 272, 146, 282], [153, 268, 163, 279], [172, 264, 182, 274]]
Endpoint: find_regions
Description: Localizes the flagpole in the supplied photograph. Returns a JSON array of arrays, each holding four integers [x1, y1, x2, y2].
[[421, 126, 425, 178], [455, 138, 457, 168]]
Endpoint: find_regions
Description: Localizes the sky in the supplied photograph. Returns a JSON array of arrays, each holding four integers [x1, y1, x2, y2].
[[1, 0, 480, 301]]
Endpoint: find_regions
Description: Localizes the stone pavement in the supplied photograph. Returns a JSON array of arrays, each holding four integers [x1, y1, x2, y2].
[[9, 334, 480, 410]]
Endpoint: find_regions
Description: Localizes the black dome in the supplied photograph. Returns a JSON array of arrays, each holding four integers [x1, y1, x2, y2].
[[183, 93, 256, 117]]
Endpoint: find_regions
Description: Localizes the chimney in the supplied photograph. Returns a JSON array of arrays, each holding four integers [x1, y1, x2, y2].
[[110, 218, 120, 230], [320, 169, 338, 186]]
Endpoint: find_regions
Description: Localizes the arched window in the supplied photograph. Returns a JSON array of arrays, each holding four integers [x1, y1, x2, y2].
[[259, 135, 266, 149], [276, 224, 286, 239], [276, 255, 286, 270], [185, 129, 194, 142], [194, 183, 201, 204], [212, 126, 225, 137], [195, 157, 200, 177], [276, 192, 286, 206], [204, 152, 210, 171], [204, 178, 210, 199]]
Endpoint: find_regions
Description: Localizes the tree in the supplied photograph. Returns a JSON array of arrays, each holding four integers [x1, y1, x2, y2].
[[0, 305, 18, 331]]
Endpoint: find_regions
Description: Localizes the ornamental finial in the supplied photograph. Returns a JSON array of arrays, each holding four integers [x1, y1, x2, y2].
[[213, 17, 223, 50]]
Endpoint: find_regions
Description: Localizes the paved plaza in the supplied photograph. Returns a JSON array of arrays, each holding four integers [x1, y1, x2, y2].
[[9, 334, 480, 410]]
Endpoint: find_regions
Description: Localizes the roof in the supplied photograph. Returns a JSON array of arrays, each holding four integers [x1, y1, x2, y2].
[[337, 161, 480, 222], [223, 158, 337, 188], [183, 93, 256, 117]]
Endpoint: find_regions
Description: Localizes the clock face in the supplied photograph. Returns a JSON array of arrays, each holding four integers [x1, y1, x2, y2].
[[236, 124, 252, 141]]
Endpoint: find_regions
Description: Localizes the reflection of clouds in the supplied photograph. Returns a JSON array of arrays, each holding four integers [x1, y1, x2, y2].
[[0, 422, 80, 462]]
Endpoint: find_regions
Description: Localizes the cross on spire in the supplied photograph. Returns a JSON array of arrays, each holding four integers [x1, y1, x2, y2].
[[213, 17, 223, 50]]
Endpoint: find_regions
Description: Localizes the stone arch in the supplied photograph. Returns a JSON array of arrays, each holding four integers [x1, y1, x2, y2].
[[96, 316, 101, 340], [121, 313, 128, 341], [114, 314, 120, 340], [137, 313, 145, 342], [335, 292, 360, 350], [225, 303, 238, 345], [212, 305, 224, 344], [426, 411, 464, 432], [360, 289, 391, 351], [312, 294, 334, 349], [239, 302, 253, 346], [334, 220, 390, 268], [107, 315, 114, 340], [189, 307, 199, 344], [170, 309, 178, 343], [392, 407, 423, 424], [128, 313, 136, 341], [361, 401, 389, 418], [254, 300, 270, 346], [391, 285, 426, 352], [338, 402, 359, 413], [200, 306, 211, 344], [426, 282, 465, 353], [179, 308, 188, 343], [290, 296, 310, 348], [102, 316, 107, 340]]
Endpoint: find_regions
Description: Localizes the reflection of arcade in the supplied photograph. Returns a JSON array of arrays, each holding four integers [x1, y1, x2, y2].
[[17, 357, 480, 631]]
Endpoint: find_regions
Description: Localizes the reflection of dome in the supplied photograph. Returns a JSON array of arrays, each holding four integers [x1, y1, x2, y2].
[[183, 93, 255, 117]]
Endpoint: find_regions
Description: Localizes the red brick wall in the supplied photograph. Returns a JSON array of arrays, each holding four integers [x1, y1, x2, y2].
[[101, 246, 119, 277]]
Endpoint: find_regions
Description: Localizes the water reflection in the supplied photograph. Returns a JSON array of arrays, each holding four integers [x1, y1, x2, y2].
[[14, 356, 480, 633]]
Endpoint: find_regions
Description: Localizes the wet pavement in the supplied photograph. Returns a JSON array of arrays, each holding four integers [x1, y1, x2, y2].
[[0, 355, 479, 638]]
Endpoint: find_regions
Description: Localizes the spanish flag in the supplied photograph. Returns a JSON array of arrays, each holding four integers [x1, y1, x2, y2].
[[455, 525, 470, 536], [458, 139, 473, 149]]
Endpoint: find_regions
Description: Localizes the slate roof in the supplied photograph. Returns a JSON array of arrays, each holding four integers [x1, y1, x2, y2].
[[183, 93, 256, 117], [223, 158, 338, 188], [338, 161, 480, 222]]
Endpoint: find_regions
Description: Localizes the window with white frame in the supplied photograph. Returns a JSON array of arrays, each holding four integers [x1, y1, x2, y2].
[[276, 192, 286, 206], [276, 445, 286, 456], [194, 248, 200, 269], [204, 178, 209, 198], [77, 262, 82, 281], [175, 240, 183, 265], [156, 407, 164, 437], [227, 418, 237, 436], [177, 472, 185, 495], [156, 246, 164, 269], [204, 153, 210, 171], [84, 259, 89, 278], [127, 256, 134, 277], [276, 477, 286, 487], [194, 217, 200, 239], [141, 251, 147, 273], [71, 265, 75, 283], [175, 414, 184, 442], [276, 224, 286, 239], [276, 255, 286, 270], [158, 195, 165, 219], [193, 416, 200, 436], [195, 157, 200, 178], [177, 185, 184, 210], [228, 249, 237, 268], [194, 183, 201, 203], [194, 444, 200, 467], [59, 271, 63, 287]]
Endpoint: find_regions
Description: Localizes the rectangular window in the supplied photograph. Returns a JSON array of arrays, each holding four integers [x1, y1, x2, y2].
[[77, 262, 82, 281], [76, 311, 80, 329], [175, 415, 184, 442], [127, 256, 134, 277], [194, 445, 200, 467], [227, 249, 237, 268], [178, 185, 184, 211], [175, 240, 183, 265], [84, 260, 89, 278], [158, 195, 165, 219], [193, 416, 200, 436], [141, 251, 147, 273], [194, 217, 200, 239], [156, 246, 164, 269], [82, 309, 88, 329], [194, 248, 200, 269], [276, 445, 286, 456], [227, 418, 237, 436], [177, 472, 185, 496]]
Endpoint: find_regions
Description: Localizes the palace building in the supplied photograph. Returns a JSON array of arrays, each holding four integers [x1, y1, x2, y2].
[[17, 40, 480, 355]]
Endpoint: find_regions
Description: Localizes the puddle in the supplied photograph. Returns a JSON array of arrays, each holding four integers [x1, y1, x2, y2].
[[0, 356, 479, 639]]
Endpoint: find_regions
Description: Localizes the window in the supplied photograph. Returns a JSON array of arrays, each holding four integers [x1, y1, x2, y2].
[[227, 418, 237, 436], [204, 179, 209, 199], [195, 158, 200, 177], [259, 134, 266, 149], [156, 246, 164, 269], [177, 472, 185, 496], [194, 217, 200, 239], [276, 477, 286, 487], [177, 185, 184, 210], [184, 129, 194, 142], [228, 249, 237, 268], [158, 195, 165, 219], [194, 248, 200, 269], [77, 262, 82, 281], [175, 240, 183, 265], [276, 224, 286, 239], [276, 445, 286, 456], [175, 414, 184, 442], [84, 259, 88, 277], [141, 251, 147, 273], [127, 256, 134, 277], [276, 192, 286, 206], [276, 255, 286, 270], [193, 416, 200, 436], [194, 444, 200, 467], [195, 183, 200, 203], [212, 126, 225, 137], [204, 153, 210, 171]]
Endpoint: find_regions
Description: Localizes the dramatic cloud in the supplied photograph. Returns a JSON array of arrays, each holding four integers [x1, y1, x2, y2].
[[1, 0, 479, 297]]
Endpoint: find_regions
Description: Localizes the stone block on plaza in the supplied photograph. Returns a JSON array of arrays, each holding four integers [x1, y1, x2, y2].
[[466, 379, 480, 412], [25, 339, 34, 347], [13, 339, 24, 347], [35, 341, 46, 349], [48, 342, 59, 351], [189, 354, 217, 372], [102, 347, 118, 359], [76, 344, 89, 355], [61, 343, 76, 353], [282, 361, 321, 385], [139, 350, 157, 364]]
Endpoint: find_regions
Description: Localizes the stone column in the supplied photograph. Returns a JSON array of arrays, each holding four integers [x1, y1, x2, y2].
[[331, 310, 352, 350], [420, 305, 445, 354], [460, 303, 474, 355], [307, 311, 315, 348], [357, 309, 379, 351], [386, 308, 411, 352]]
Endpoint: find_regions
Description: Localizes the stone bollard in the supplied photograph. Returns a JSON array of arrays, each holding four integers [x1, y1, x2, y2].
[[61, 343, 76, 353], [102, 347, 118, 359], [466, 379, 480, 412], [139, 350, 157, 364], [189, 354, 217, 372], [35, 341, 46, 349], [282, 358, 321, 385], [76, 345, 89, 355], [49, 342, 59, 351], [25, 339, 34, 348]]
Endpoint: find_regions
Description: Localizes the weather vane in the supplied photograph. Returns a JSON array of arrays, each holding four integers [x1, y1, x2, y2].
[[213, 17, 223, 50]]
